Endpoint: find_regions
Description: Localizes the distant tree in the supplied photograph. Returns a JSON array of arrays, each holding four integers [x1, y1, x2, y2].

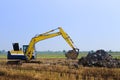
[[63, 50, 66, 53], [89, 50, 94, 54], [1, 50, 6, 53], [108, 50, 112, 53]]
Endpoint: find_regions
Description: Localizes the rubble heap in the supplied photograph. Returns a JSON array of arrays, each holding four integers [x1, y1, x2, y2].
[[78, 50, 120, 68]]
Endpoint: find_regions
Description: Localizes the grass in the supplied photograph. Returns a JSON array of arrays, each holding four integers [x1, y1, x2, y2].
[[110, 52, 120, 59], [0, 51, 119, 80], [36, 52, 88, 59], [0, 51, 120, 59], [0, 59, 119, 80], [37, 53, 65, 58], [36, 52, 120, 59], [0, 54, 7, 58]]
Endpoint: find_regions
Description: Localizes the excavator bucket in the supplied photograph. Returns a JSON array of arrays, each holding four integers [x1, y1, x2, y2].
[[65, 49, 79, 59]]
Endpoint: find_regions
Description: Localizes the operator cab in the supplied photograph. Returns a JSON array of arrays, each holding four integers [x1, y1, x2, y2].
[[23, 45, 28, 53]]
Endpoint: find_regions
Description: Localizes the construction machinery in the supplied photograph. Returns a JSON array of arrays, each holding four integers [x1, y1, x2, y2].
[[7, 27, 79, 64]]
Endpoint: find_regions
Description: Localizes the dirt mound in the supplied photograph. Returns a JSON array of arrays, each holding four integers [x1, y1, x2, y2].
[[78, 50, 120, 68]]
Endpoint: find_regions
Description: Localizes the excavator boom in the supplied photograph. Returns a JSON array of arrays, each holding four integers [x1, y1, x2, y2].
[[26, 27, 79, 60]]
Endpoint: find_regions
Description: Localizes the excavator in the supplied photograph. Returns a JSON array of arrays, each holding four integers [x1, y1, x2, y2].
[[7, 27, 79, 64]]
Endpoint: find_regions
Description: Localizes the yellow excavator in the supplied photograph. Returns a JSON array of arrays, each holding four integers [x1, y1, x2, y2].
[[7, 27, 79, 63]]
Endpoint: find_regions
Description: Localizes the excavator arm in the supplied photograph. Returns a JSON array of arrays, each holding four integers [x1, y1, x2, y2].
[[59, 27, 79, 59], [25, 27, 79, 60]]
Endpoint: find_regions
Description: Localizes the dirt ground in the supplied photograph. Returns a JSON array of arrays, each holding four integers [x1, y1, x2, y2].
[[0, 58, 120, 80]]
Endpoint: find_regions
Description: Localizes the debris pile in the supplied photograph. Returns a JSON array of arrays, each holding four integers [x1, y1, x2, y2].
[[78, 50, 120, 68]]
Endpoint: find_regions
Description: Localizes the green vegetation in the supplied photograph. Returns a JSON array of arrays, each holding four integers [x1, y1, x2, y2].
[[37, 53, 65, 58], [36, 51, 88, 58], [36, 51, 120, 59], [0, 54, 6, 58], [110, 52, 120, 59], [0, 51, 120, 59]]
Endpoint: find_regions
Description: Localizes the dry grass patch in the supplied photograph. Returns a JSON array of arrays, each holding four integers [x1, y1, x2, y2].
[[0, 58, 119, 80]]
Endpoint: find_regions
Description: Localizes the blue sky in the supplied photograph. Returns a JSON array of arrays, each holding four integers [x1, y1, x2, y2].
[[0, 0, 120, 51]]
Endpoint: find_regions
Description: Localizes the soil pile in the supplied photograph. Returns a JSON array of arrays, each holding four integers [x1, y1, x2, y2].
[[78, 50, 120, 68]]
